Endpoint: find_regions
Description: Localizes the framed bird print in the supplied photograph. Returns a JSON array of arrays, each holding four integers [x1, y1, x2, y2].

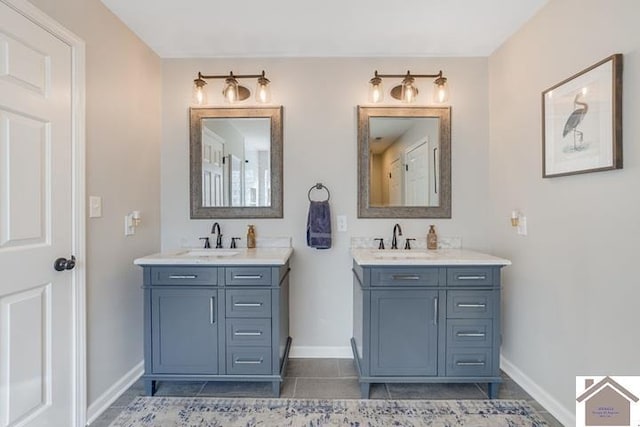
[[542, 54, 622, 178]]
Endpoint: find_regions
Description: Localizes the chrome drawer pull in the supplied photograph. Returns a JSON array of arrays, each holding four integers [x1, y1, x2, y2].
[[234, 331, 263, 336], [169, 275, 197, 279], [456, 361, 486, 366], [233, 302, 263, 307], [235, 358, 263, 364], [234, 275, 263, 279], [457, 303, 487, 308], [391, 274, 421, 280], [457, 332, 486, 337], [457, 275, 486, 280]]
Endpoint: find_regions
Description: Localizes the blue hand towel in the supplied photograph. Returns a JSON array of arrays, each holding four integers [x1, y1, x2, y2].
[[307, 200, 332, 249]]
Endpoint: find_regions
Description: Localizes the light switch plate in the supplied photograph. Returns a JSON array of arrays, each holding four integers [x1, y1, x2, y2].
[[517, 216, 527, 236], [124, 214, 135, 236], [337, 215, 347, 232], [89, 196, 102, 218]]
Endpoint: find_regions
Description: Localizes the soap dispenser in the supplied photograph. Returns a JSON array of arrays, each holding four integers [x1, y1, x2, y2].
[[427, 225, 438, 250], [247, 224, 256, 249]]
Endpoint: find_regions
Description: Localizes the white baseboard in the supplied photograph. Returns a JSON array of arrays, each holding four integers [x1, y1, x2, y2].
[[289, 346, 353, 358], [86, 360, 144, 426], [500, 355, 574, 427]]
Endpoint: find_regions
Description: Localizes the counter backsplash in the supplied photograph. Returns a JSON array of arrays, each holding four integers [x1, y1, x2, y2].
[[351, 236, 462, 250]]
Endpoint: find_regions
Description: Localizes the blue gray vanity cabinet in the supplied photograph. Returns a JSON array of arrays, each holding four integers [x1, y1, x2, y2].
[[141, 263, 291, 396], [352, 262, 504, 398]]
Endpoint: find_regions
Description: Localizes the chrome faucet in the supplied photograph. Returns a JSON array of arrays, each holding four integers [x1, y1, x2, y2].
[[211, 222, 223, 249], [391, 223, 403, 249]]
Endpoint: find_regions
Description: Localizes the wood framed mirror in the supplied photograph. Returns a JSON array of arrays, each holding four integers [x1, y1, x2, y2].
[[357, 106, 451, 218], [190, 107, 283, 218]]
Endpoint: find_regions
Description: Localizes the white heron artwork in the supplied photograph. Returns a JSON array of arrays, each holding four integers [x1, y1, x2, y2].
[[562, 92, 589, 151]]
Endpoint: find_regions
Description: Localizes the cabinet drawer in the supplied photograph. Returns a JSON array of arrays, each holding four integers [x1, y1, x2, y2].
[[226, 289, 272, 318], [370, 267, 440, 286], [446, 348, 493, 377], [447, 267, 494, 287], [226, 318, 272, 347], [226, 347, 272, 375], [225, 267, 272, 286], [150, 266, 217, 286], [447, 319, 492, 347], [447, 290, 495, 318]]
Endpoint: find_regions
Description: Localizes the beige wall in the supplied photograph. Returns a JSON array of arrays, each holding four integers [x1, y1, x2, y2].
[[28, 0, 162, 412], [161, 57, 492, 355], [489, 0, 640, 424]]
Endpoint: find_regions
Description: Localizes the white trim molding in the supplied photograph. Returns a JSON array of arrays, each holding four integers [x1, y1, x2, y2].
[[290, 346, 353, 359], [86, 361, 144, 426], [0, 1, 87, 425], [500, 355, 575, 427]]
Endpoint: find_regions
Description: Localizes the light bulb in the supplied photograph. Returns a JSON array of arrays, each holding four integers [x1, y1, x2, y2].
[[255, 75, 271, 103], [223, 78, 239, 104], [195, 87, 205, 104], [193, 77, 207, 105], [434, 76, 449, 103], [401, 78, 417, 103], [399, 74, 417, 103], [368, 75, 383, 103]]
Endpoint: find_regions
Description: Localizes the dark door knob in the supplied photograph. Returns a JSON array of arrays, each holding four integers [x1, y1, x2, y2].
[[54, 255, 76, 271]]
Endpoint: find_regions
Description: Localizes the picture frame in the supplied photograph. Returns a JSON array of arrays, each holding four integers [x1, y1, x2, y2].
[[542, 54, 622, 178]]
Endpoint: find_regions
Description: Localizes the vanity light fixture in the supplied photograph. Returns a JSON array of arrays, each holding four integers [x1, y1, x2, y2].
[[368, 70, 449, 104], [124, 210, 141, 236], [193, 70, 271, 105], [510, 210, 520, 227], [510, 210, 528, 236]]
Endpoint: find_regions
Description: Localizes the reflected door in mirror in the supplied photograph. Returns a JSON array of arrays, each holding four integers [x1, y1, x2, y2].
[[202, 127, 225, 206]]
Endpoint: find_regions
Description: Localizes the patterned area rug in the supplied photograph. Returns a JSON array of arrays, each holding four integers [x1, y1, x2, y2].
[[109, 397, 548, 426]]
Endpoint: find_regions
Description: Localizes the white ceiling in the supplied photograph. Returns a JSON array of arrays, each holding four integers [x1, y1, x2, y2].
[[100, 0, 548, 58]]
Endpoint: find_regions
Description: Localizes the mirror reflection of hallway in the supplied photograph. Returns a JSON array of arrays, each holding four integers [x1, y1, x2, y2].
[[369, 117, 439, 207], [201, 117, 271, 208]]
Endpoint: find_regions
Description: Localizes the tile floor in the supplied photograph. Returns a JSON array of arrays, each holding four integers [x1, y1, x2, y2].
[[89, 358, 563, 426]]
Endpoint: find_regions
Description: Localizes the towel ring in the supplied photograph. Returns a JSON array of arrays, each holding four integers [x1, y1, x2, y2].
[[308, 183, 330, 202]]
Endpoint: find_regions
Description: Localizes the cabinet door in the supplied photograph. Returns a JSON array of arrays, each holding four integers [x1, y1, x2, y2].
[[370, 290, 438, 376], [151, 288, 218, 374]]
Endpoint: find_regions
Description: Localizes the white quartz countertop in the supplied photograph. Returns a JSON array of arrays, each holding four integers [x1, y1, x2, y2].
[[351, 248, 511, 266], [134, 247, 293, 266]]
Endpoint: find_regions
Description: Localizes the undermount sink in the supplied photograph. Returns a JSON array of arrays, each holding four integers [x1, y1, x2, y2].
[[373, 250, 435, 260], [179, 249, 240, 257]]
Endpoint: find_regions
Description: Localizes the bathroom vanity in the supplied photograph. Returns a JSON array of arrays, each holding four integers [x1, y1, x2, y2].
[[351, 248, 510, 398], [134, 247, 292, 396]]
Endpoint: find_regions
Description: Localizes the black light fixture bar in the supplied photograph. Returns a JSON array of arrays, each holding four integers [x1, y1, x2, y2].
[[197, 71, 267, 81], [372, 70, 443, 79]]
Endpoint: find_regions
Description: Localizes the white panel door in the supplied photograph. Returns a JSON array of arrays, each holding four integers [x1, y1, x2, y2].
[[405, 140, 429, 206], [0, 2, 75, 426], [202, 129, 224, 207]]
